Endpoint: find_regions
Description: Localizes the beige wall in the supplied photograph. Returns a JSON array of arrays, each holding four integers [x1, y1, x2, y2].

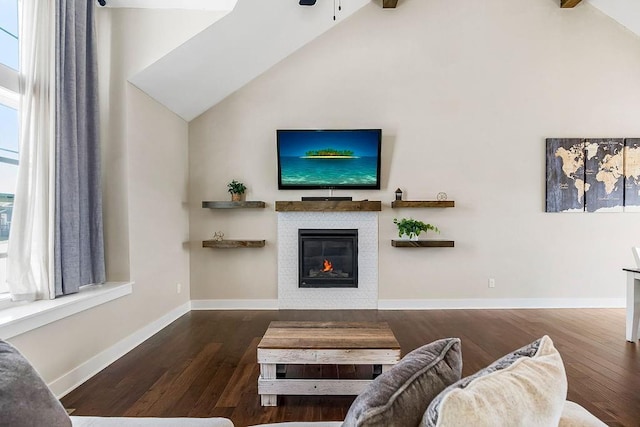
[[189, 0, 640, 301], [101, 8, 225, 281], [8, 9, 220, 385]]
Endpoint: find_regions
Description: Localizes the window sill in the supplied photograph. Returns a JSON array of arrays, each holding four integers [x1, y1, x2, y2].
[[0, 282, 133, 339]]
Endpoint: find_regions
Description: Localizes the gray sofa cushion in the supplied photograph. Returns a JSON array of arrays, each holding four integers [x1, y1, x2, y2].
[[342, 338, 462, 427], [0, 339, 72, 427]]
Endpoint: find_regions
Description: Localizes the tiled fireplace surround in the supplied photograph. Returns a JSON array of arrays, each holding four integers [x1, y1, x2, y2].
[[277, 211, 378, 309]]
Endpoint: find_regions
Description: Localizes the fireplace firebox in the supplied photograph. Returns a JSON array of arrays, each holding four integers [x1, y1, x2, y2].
[[298, 229, 358, 288]]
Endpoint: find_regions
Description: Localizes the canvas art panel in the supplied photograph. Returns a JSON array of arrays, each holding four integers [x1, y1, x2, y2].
[[624, 139, 640, 212], [584, 138, 624, 212], [545, 138, 585, 212]]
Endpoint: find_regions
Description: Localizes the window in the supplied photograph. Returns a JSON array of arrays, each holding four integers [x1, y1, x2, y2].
[[0, 0, 19, 296], [0, 0, 19, 71]]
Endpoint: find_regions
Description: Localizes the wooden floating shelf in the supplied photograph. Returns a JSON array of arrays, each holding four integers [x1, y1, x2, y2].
[[203, 240, 266, 248], [391, 200, 455, 208], [202, 201, 266, 209], [391, 240, 455, 248], [275, 201, 382, 212]]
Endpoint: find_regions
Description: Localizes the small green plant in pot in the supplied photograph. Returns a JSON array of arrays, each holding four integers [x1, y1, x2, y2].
[[393, 218, 439, 240], [227, 180, 247, 201]]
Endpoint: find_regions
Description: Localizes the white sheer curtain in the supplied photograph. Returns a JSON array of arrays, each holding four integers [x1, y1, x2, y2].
[[6, 0, 56, 301]]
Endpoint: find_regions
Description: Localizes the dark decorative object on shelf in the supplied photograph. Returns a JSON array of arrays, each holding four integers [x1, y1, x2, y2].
[[395, 188, 403, 201]]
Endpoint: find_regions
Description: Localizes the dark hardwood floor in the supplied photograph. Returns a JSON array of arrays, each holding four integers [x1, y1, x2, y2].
[[61, 309, 640, 427]]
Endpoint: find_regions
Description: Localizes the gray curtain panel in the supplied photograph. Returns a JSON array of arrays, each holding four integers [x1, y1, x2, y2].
[[54, 0, 105, 296]]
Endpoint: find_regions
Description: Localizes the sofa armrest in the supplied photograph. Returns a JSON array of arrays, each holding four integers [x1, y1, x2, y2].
[[70, 416, 233, 427], [559, 401, 607, 427]]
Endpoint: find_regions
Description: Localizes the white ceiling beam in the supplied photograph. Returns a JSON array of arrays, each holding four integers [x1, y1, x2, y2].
[[129, 0, 371, 121]]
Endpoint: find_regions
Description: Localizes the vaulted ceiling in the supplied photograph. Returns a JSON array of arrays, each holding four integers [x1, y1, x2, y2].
[[587, 0, 640, 37], [128, 0, 369, 121], [105, 0, 640, 122]]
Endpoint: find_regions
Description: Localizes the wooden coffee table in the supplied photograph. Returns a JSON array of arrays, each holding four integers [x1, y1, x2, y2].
[[257, 321, 401, 406]]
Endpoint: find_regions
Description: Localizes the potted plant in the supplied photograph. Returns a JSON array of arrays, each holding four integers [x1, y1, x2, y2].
[[227, 179, 247, 201], [393, 218, 439, 240]]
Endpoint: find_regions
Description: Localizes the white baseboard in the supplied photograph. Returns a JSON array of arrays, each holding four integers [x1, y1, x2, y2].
[[49, 301, 191, 398], [191, 299, 279, 310], [377, 298, 626, 310], [191, 298, 625, 310]]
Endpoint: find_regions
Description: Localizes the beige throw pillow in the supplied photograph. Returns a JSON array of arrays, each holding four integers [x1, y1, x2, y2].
[[423, 335, 567, 427], [559, 401, 608, 427], [342, 338, 462, 427]]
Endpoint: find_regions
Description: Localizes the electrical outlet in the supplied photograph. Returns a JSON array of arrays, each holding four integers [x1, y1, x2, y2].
[[488, 278, 496, 288], [177, 283, 182, 294]]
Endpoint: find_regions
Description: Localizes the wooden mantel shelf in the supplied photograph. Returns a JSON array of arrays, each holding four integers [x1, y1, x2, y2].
[[391, 240, 455, 248], [391, 200, 455, 208], [275, 201, 382, 212], [203, 240, 265, 248]]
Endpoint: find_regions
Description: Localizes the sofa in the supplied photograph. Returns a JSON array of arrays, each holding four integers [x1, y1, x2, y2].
[[1, 336, 605, 427], [250, 336, 606, 427]]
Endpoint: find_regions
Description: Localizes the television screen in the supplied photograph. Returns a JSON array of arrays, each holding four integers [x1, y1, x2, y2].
[[277, 129, 382, 190]]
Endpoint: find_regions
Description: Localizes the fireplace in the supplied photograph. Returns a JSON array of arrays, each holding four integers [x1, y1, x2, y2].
[[278, 212, 377, 309], [298, 229, 358, 288]]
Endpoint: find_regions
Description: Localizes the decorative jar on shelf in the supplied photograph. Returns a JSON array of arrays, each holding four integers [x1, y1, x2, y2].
[[400, 234, 420, 241]]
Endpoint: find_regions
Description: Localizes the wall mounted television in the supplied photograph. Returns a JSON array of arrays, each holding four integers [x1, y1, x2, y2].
[[277, 129, 382, 190]]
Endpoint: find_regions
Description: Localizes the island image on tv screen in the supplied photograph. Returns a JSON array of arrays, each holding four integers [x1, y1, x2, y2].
[[277, 129, 381, 189]]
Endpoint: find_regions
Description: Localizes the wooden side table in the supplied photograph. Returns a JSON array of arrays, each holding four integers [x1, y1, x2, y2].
[[257, 321, 401, 406], [623, 268, 640, 342]]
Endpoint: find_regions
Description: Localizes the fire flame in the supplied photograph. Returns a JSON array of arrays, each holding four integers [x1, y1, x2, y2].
[[322, 259, 333, 272]]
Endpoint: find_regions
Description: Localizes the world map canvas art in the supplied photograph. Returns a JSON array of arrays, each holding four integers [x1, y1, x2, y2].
[[546, 138, 640, 213]]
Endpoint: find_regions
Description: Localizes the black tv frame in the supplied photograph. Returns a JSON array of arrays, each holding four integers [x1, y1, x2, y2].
[[277, 129, 382, 190]]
